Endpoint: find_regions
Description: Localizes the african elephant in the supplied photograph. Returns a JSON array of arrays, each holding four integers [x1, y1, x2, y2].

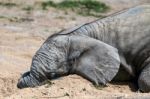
[[17, 5, 150, 92]]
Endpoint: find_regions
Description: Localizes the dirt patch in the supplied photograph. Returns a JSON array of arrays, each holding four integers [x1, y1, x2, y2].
[[0, 75, 17, 97]]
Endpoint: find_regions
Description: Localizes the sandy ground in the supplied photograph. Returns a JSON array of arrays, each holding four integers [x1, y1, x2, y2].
[[0, 0, 150, 99]]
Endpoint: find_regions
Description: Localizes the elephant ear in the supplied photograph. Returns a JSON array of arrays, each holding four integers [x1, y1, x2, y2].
[[70, 36, 120, 85]]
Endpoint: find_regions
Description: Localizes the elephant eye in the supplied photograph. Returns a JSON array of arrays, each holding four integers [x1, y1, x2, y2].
[[55, 58, 59, 63], [57, 61, 66, 68]]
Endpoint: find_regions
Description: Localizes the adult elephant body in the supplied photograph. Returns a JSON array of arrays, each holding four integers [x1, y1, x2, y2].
[[17, 5, 150, 92]]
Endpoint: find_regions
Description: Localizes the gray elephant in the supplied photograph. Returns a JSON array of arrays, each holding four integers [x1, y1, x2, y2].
[[17, 5, 150, 92]]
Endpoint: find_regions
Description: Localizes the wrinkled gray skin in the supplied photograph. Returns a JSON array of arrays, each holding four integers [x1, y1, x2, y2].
[[17, 5, 150, 92]]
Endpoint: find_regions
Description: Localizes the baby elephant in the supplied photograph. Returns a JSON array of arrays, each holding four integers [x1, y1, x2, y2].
[[17, 5, 150, 92]]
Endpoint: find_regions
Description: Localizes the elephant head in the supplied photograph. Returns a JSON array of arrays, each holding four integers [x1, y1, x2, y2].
[[17, 35, 120, 88], [17, 36, 70, 88]]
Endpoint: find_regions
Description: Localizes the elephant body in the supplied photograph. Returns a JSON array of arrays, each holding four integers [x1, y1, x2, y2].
[[18, 5, 150, 92]]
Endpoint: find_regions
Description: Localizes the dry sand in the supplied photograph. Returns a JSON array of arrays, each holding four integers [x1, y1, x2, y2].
[[0, 0, 150, 99]]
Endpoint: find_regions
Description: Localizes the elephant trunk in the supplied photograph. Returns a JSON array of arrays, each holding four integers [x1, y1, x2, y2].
[[17, 71, 41, 89]]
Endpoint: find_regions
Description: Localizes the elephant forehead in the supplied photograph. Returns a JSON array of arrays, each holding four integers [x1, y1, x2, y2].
[[44, 35, 70, 49]]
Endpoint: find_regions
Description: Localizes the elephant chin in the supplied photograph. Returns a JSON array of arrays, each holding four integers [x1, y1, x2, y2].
[[17, 72, 41, 89]]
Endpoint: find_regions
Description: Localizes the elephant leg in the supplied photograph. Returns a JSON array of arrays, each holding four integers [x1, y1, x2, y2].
[[138, 63, 150, 92], [113, 55, 135, 81], [69, 36, 120, 86]]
